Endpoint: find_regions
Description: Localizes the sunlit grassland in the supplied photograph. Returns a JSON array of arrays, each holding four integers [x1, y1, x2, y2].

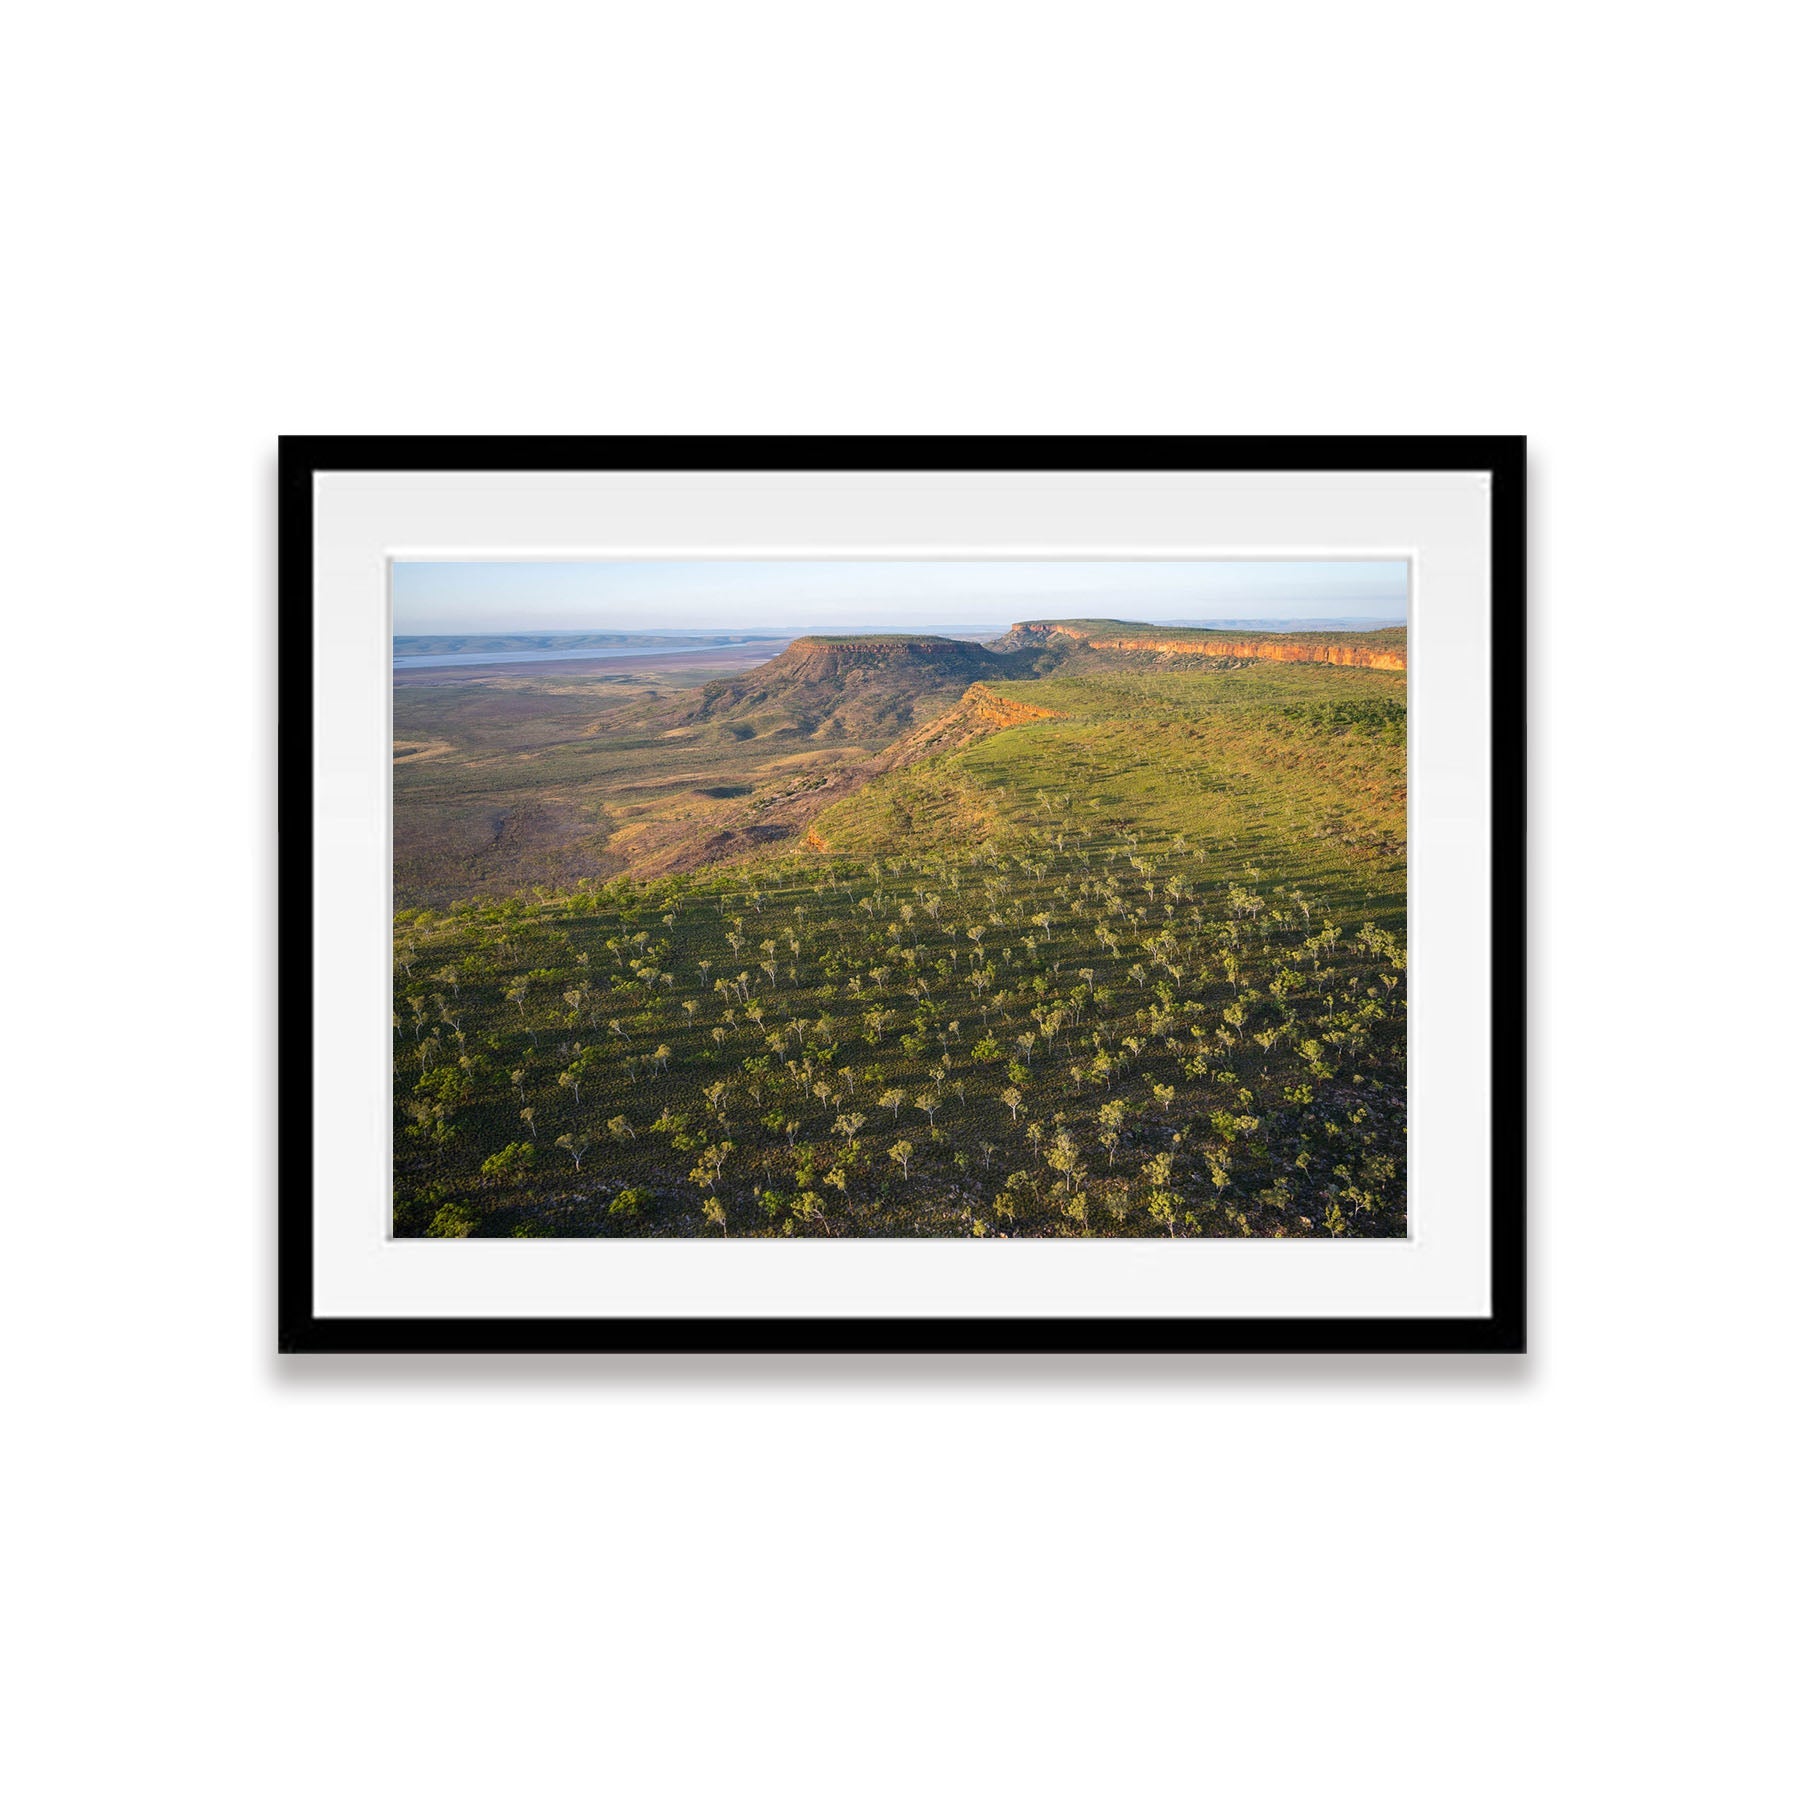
[[814, 663, 1406, 932]]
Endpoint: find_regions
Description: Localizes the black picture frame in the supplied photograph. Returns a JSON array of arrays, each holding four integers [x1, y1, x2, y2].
[[280, 436, 1525, 1354]]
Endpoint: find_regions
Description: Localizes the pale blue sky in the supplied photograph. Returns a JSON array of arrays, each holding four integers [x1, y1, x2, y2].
[[391, 559, 1409, 635]]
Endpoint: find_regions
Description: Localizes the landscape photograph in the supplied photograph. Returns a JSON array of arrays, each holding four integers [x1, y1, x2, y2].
[[392, 560, 1409, 1240]]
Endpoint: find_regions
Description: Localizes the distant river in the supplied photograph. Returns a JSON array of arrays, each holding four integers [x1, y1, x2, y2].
[[392, 642, 779, 670]]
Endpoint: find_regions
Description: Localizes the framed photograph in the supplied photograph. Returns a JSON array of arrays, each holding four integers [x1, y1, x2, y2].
[[281, 436, 1524, 1353]]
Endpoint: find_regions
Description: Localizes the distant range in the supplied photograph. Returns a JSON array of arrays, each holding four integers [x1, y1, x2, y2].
[[393, 619, 1404, 670]]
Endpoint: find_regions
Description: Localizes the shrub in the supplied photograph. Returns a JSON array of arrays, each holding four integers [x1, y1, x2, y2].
[[425, 1201, 481, 1238]]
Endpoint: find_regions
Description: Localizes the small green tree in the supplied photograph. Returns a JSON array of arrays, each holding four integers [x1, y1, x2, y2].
[[425, 1201, 480, 1238], [480, 1141, 536, 1182], [1146, 1152, 1177, 1237], [1098, 1099, 1125, 1164], [690, 1139, 733, 1193]]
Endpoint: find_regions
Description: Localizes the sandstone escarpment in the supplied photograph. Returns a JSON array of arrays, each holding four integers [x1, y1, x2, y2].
[[746, 635, 1006, 692], [783, 634, 998, 667], [1008, 619, 1406, 672]]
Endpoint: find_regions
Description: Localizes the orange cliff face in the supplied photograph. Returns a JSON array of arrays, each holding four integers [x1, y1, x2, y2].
[[960, 682, 1059, 726], [1010, 621, 1407, 672], [871, 681, 1059, 772]]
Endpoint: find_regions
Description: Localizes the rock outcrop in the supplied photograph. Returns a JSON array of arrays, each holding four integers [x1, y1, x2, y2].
[[873, 681, 1059, 773]]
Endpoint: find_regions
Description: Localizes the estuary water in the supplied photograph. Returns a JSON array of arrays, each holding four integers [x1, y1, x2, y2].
[[392, 641, 780, 670]]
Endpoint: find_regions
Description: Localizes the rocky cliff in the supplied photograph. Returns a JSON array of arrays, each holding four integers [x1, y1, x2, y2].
[[874, 680, 1059, 770], [1006, 619, 1407, 672], [780, 634, 1001, 669]]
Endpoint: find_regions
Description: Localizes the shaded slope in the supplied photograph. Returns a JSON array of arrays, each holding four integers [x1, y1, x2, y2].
[[627, 678, 1062, 873], [673, 635, 1029, 745]]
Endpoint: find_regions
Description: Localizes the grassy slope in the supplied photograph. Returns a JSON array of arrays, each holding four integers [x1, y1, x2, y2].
[[812, 663, 1405, 929]]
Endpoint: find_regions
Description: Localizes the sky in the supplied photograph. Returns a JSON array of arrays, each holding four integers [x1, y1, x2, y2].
[[391, 559, 1409, 636]]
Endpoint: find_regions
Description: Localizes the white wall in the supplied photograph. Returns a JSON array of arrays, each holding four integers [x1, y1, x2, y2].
[[9, 5, 1790, 1796]]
